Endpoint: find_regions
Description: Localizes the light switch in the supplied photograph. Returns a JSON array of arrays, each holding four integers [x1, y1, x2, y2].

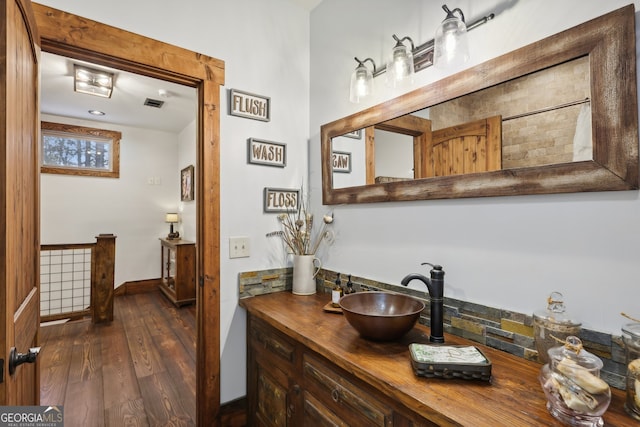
[[229, 237, 250, 258]]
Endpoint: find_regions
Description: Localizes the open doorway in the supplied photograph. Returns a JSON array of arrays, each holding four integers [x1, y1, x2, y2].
[[39, 52, 198, 303], [33, 3, 224, 424], [38, 51, 200, 421]]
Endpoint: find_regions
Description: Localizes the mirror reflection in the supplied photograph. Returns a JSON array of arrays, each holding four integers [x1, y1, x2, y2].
[[332, 56, 591, 189]]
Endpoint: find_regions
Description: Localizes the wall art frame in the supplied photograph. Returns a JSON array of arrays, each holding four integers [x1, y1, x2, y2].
[[247, 138, 286, 167], [263, 187, 299, 213], [332, 150, 351, 173], [229, 88, 271, 122], [181, 165, 195, 201]]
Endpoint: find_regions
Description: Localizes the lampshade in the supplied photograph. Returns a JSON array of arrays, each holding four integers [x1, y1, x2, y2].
[[386, 35, 414, 88], [349, 57, 375, 103], [74, 65, 114, 98], [165, 213, 179, 223], [434, 5, 470, 69]]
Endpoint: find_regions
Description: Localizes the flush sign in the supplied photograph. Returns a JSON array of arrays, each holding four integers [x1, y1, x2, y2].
[[229, 89, 270, 122]]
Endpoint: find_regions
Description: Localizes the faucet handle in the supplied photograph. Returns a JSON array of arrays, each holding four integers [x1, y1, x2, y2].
[[421, 262, 442, 270]]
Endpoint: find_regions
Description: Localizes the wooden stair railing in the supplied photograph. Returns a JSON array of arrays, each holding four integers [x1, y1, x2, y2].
[[40, 234, 116, 324]]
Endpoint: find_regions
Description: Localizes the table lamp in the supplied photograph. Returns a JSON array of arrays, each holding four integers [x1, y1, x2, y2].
[[165, 213, 180, 239]]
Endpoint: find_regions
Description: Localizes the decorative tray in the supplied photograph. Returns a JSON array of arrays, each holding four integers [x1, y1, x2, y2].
[[409, 343, 492, 381], [323, 301, 342, 314]]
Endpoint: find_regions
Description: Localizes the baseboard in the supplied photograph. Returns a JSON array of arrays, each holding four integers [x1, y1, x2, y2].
[[114, 278, 162, 296], [220, 397, 247, 427]]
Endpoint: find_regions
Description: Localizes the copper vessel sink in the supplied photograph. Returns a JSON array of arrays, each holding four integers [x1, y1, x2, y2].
[[339, 291, 426, 341]]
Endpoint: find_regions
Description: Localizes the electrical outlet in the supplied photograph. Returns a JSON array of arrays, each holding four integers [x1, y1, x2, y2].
[[229, 237, 250, 258]]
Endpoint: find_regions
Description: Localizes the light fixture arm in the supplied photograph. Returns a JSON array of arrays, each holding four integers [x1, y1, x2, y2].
[[354, 57, 377, 74], [442, 4, 465, 24], [392, 34, 415, 52]]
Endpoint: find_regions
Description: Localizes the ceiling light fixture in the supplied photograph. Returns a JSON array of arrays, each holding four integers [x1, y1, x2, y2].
[[88, 109, 106, 116], [74, 65, 114, 98], [349, 5, 494, 103]]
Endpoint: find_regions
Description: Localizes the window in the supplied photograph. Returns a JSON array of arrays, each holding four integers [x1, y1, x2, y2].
[[41, 121, 121, 178]]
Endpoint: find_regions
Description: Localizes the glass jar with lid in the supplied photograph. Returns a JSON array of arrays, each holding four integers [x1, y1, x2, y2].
[[539, 336, 611, 427], [622, 321, 640, 421], [533, 292, 581, 363]]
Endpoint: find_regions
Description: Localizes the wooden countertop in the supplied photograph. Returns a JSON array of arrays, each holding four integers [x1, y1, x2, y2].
[[240, 291, 632, 426]]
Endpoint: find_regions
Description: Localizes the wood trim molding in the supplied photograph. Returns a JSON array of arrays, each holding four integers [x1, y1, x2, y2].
[[114, 279, 162, 297], [33, 3, 224, 424]]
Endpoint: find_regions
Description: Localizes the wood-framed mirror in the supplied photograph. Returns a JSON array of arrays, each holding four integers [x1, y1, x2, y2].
[[321, 5, 638, 205]]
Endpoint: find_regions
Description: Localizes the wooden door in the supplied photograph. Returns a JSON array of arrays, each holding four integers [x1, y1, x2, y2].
[[427, 116, 502, 177], [0, 0, 41, 405]]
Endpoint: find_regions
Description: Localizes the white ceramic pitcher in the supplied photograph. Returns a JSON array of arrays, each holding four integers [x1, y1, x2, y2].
[[292, 255, 321, 295]]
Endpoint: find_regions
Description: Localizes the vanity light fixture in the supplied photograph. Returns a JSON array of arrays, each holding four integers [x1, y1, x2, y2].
[[349, 57, 376, 103], [434, 5, 470, 69], [74, 65, 114, 98], [349, 5, 494, 103], [386, 35, 415, 88]]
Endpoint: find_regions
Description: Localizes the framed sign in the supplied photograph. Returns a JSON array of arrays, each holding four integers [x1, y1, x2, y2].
[[264, 187, 299, 213], [332, 151, 351, 173], [181, 165, 194, 201], [229, 89, 270, 122], [343, 129, 361, 139], [248, 138, 286, 167]]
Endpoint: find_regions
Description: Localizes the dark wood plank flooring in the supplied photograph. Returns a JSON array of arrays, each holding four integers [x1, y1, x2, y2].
[[40, 290, 197, 427]]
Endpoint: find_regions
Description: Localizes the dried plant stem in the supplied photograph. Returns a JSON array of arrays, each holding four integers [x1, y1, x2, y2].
[[310, 223, 327, 255], [622, 312, 640, 323]]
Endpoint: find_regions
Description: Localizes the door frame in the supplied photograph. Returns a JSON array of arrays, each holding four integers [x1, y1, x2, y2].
[[32, 3, 224, 424]]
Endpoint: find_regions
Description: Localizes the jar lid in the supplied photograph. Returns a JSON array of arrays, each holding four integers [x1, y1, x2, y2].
[[547, 336, 603, 371], [533, 291, 581, 327], [622, 322, 640, 339]]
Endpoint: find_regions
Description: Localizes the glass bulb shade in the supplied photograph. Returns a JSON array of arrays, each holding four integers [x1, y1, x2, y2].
[[386, 45, 414, 88], [165, 213, 179, 223], [349, 64, 373, 103], [434, 17, 470, 69]]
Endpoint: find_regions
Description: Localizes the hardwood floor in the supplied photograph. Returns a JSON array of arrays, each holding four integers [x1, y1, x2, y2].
[[39, 290, 197, 426]]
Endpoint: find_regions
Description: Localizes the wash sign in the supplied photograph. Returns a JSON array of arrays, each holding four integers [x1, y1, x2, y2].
[[248, 138, 286, 168]]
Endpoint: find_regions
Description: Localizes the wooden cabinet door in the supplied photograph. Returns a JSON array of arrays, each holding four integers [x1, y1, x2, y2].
[[0, 0, 41, 405], [247, 316, 299, 426], [428, 115, 502, 177]]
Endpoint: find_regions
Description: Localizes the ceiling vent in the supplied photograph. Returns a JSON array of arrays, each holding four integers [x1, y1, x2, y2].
[[144, 98, 164, 108]]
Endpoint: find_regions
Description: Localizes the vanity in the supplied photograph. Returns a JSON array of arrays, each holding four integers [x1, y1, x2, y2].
[[240, 292, 630, 426]]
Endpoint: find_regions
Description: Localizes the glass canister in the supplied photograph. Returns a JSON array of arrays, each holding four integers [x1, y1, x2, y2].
[[622, 322, 640, 421], [539, 336, 611, 427], [534, 292, 581, 364]]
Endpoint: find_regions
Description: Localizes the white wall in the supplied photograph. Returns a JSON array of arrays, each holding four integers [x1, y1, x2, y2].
[[178, 120, 197, 242], [40, 113, 181, 287], [309, 0, 640, 337], [37, 0, 310, 403]]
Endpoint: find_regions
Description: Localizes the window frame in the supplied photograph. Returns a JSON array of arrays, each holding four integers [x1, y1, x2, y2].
[[41, 121, 121, 178]]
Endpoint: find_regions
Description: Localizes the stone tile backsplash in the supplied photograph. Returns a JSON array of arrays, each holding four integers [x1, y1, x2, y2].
[[238, 267, 627, 389]]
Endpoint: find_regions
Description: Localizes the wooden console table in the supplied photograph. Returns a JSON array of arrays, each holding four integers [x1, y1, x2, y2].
[[159, 238, 195, 306]]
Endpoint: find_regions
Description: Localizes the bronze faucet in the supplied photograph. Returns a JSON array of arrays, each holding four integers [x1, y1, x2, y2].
[[401, 263, 445, 343]]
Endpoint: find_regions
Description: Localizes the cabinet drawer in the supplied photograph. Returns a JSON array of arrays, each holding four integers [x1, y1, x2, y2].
[[303, 391, 348, 427], [250, 317, 296, 366], [303, 353, 392, 427]]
